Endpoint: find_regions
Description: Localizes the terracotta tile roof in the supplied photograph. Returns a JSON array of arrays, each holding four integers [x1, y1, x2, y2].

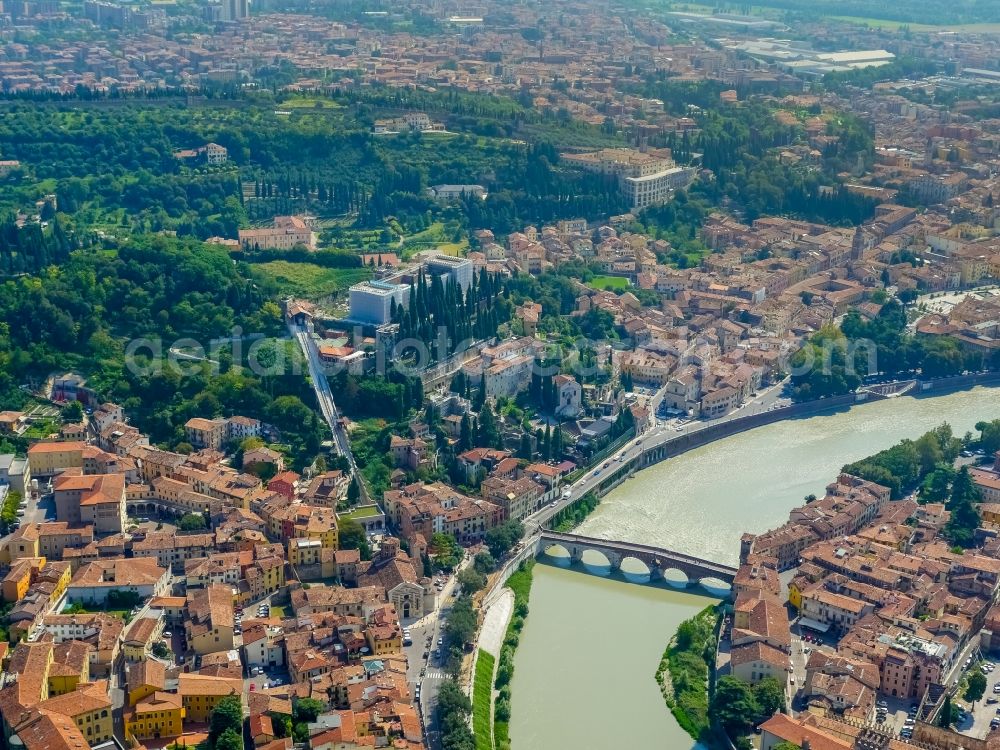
[[177, 673, 242, 698], [758, 713, 851, 750]]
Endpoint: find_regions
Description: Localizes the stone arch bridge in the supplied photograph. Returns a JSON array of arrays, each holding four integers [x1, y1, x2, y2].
[[537, 530, 737, 588]]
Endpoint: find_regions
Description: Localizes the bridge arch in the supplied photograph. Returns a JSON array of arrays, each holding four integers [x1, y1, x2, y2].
[[619, 556, 651, 576], [579, 548, 614, 572], [661, 567, 691, 588], [619, 556, 652, 580], [698, 577, 733, 596], [541, 543, 572, 565]]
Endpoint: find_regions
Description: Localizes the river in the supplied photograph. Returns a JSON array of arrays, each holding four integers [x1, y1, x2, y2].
[[509, 385, 1000, 750]]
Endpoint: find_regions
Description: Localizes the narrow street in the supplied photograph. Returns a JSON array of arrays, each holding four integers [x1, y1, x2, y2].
[[400, 566, 464, 750]]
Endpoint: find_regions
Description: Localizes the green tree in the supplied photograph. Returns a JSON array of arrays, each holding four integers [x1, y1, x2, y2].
[[337, 517, 371, 560], [753, 677, 786, 718], [477, 402, 501, 449], [215, 729, 243, 750], [977, 419, 1000, 454], [178, 513, 207, 531], [473, 551, 496, 574], [436, 679, 474, 750], [712, 676, 759, 738], [944, 466, 983, 548], [209, 696, 243, 746], [485, 520, 524, 559], [456, 567, 486, 594], [292, 697, 325, 724], [940, 694, 954, 727], [459, 413, 473, 452], [675, 619, 700, 651], [518, 431, 533, 460], [920, 464, 955, 504], [966, 670, 987, 707], [61, 399, 83, 422], [445, 595, 478, 647]]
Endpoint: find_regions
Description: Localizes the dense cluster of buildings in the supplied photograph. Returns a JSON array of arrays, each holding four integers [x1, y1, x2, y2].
[[0, 395, 438, 750], [735, 453, 1000, 736]]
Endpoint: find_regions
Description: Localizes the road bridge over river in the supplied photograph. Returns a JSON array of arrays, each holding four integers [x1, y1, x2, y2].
[[534, 531, 737, 587]]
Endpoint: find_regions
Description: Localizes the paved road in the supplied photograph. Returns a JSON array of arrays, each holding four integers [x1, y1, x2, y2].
[[1, 484, 53, 544], [522, 380, 792, 535], [402, 566, 464, 750], [954, 657, 1000, 740]]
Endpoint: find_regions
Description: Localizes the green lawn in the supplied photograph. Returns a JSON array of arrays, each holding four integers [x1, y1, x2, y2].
[[505, 564, 534, 607], [280, 97, 343, 109], [341, 505, 381, 519], [400, 221, 468, 259], [472, 650, 496, 750], [588, 275, 631, 291], [249, 261, 372, 298], [65, 602, 130, 620], [269, 605, 286, 618]]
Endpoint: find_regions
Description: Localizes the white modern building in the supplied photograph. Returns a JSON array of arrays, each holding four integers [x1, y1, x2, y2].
[[425, 254, 474, 292], [348, 280, 411, 325], [623, 166, 695, 209], [561, 148, 694, 209]]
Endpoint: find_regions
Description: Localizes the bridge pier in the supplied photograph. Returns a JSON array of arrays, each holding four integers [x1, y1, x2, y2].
[[608, 554, 622, 572], [569, 547, 584, 565]]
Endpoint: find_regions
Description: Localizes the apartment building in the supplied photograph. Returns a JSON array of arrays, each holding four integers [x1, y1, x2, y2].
[[382, 482, 503, 547], [177, 674, 243, 723], [66, 558, 169, 605], [53, 471, 126, 535], [27, 441, 85, 478], [561, 147, 693, 209], [184, 418, 227, 450], [185, 584, 235, 655], [480, 476, 544, 522], [124, 691, 185, 742]]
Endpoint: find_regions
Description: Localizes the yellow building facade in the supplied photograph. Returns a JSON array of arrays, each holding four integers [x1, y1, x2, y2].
[[125, 692, 185, 740], [177, 674, 242, 723]]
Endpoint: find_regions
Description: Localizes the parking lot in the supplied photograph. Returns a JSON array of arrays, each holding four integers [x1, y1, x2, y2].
[[953, 657, 1000, 740], [790, 620, 923, 740], [874, 696, 922, 740]]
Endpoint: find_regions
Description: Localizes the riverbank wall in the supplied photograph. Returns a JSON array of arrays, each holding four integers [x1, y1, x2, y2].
[[591, 371, 1000, 499]]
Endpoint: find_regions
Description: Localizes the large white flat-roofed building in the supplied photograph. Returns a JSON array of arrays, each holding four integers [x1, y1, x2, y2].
[[238, 215, 317, 251], [561, 148, 693, 209], [726, 40, 895, 75], [425, 254, 474, 292], [814, 49, 895, 66], [623, 166, 695, 209], [349, 280, 411, 325]]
